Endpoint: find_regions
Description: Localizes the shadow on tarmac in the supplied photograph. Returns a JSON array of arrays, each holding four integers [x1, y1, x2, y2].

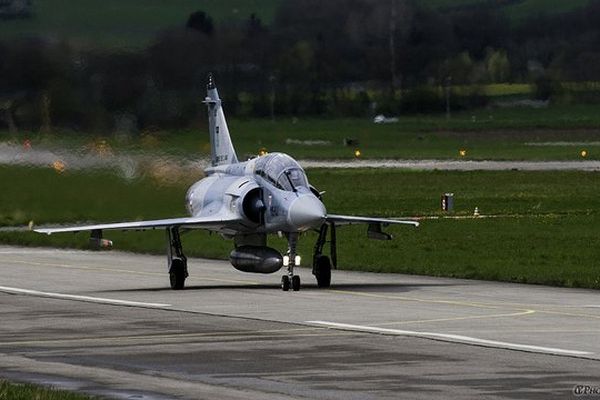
[[95, 281, 459, 293]]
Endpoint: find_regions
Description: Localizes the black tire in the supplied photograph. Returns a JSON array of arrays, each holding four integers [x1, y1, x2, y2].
[[281, 275, 291, 291], [314, 255, 332, 288], [292, 275, 301, 291], [169, 259, 186, 290]]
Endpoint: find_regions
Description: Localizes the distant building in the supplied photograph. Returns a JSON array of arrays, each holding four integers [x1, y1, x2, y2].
[[0, 0, 33, 18]]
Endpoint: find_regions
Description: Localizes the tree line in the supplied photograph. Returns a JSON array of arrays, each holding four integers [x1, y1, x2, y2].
[[2, 0, 600, 133]]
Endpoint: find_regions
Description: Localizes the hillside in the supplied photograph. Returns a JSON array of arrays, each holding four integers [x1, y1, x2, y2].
[[0, 0, 593, 48], [422, 0, 590, 19], [0, 0, 280, 48]]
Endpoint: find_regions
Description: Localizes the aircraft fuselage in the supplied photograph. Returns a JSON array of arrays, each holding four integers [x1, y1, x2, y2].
[[185, 152, 327, 236]]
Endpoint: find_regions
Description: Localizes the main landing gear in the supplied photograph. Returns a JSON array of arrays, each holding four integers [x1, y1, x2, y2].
[[281, 233, 301, 291], [167, 227, 188, 290], [312, 223, 336, 288]]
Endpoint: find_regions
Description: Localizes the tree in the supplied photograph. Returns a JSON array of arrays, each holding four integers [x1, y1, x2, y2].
[[186, 11, 214, 36], [485, 48, 510, 83]]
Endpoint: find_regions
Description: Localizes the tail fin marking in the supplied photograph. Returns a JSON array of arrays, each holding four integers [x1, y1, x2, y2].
[[204, 74, 238, 167]]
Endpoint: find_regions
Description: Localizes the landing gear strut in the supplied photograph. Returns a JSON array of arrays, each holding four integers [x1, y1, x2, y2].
[[282, 232, 301, 291], [312, 222, 336, 288], [166, 227, 188, 290]]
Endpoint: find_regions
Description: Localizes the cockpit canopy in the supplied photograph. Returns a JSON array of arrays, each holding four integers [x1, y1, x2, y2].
[[254, 153, 308, 192]]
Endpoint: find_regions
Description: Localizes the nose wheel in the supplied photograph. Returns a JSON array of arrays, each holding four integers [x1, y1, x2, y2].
[[281, 275, 301, 291], [282, 233, 301, 291]]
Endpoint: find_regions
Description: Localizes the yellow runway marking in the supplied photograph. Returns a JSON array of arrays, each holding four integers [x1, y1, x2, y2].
[[328, 289, 525, 311], [3, 256, 600, 321], [0, 258, 260, 285], [329, 289, 600, 321], [377, 310, 536, 326]]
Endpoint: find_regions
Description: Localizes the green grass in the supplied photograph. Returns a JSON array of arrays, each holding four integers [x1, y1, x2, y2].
[[4, 104, 600, 161], [461, 83, 532, 97], [1, 165, 599, 289], [0, 380, 97, 400]]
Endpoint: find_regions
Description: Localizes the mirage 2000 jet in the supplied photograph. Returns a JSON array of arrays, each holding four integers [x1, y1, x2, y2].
[[37, 75, 419, 291]]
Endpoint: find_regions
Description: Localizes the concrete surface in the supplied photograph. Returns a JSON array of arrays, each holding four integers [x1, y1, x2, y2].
[[1, 246, 599, 399]]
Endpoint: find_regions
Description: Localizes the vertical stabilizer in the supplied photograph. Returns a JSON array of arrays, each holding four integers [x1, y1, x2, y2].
[[204, 74, 238, 166]]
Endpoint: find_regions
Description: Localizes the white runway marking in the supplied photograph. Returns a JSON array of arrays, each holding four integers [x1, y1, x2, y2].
[[308, 321, 593, 357], [0, 286, 171, 308], [0, 249, 82, 254]]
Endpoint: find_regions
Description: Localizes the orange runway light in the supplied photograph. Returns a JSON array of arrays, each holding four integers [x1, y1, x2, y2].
[[581, 150, 588, 158], [354, 149, 361, 158], [459, 149, 467, 157], [52, 160, 66, 173]]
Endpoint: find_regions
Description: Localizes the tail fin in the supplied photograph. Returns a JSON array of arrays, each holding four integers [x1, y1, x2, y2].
[[204, 74, 238, 166]]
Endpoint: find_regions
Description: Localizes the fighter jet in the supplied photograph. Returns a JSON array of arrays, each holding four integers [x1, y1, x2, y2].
[[36, 75, 419, 291]]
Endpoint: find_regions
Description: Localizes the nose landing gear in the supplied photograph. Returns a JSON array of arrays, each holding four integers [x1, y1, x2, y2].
[[282, 233, 301, 291]]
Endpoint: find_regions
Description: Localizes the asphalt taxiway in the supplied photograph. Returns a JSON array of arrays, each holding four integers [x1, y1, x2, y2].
[[1, 245, 599, 399]]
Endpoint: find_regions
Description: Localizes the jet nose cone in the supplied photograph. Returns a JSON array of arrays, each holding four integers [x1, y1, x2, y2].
[[288, 195, 327, 230]]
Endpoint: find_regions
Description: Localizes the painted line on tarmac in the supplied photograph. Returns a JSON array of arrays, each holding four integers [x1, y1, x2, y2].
[[376, 309, 536, 326], [0, 258, 260, 285], [0, 286, 172, 308], [307, 321, 593, 357], [329, 289, 517, 311]]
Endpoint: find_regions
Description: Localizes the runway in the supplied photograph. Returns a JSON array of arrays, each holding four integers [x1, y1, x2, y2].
[[1, 245, 599, 399]]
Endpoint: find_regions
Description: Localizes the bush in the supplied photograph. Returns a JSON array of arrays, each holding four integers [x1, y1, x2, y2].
[[400, 87, 444, 114], [533, 77, 563, 101]]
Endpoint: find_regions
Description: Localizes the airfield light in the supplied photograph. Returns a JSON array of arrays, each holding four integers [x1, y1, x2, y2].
[[459, 149, 467, 157], [52, 160, 66, 173], [95, 139, 112, 157], [23, 139, 31, 150], [354, 149, 362, 158], [258, 147, 268, 156], [581, 150, 588, 158]]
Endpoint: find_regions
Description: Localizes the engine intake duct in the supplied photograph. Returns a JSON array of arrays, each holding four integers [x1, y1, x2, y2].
[[242, 187, 265, 224]]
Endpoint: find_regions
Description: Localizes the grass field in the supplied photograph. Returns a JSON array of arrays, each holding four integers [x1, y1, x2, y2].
[[3, 104, 600, 161], [0, 380, 96, 400], [1, 164, 599, 289]]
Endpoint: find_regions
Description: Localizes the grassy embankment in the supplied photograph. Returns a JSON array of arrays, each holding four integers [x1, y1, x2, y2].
[[0, 380, 97, 400], [1, 165, 599, 289], [3, 104, 600, 161]]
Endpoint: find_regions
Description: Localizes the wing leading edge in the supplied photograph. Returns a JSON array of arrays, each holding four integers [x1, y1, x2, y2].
[[326, 214, 420, 227], [35, 215, 242, 235]]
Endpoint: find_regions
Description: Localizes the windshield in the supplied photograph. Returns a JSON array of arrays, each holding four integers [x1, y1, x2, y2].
[[254, 153, 308, 191]]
